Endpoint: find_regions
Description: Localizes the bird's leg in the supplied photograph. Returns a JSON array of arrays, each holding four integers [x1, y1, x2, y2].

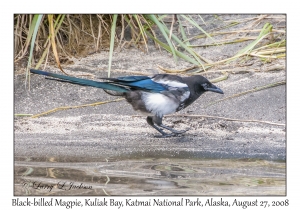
[[155, 116, 189, 134], [146, 116, 172, 137]]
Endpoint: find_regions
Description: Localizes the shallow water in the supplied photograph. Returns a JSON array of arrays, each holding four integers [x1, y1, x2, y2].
[[14, 154, 285, 196]]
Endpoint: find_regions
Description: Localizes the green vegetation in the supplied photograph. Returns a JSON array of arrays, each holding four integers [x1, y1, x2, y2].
[[14, 15, 285, 77]]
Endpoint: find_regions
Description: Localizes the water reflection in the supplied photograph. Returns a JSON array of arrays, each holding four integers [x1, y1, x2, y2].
[[15, 156, 285, 196]]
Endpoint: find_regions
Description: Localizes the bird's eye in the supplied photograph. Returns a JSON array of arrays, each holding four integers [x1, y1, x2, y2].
[[201, 83, 208, 90]]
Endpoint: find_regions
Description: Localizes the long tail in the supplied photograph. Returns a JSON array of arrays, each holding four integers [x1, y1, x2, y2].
[[30, 69, 128, 93]]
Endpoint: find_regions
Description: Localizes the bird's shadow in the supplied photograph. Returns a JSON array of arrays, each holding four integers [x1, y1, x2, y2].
[[152, 133, 196, 143]]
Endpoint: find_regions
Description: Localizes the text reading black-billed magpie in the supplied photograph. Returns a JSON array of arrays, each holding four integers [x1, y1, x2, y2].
[[30, 69, 224, 137]]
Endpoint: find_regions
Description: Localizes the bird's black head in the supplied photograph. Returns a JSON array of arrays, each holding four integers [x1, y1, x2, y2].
[[179, 75, 223, 109], [188, 75, 224, 95]]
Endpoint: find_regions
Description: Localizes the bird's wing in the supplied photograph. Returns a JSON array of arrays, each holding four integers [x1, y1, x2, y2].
[[102, 75, 191, 96], [151, 74, 191, 105], [107, 75, 150, 82], [101, 75, 168, 93]]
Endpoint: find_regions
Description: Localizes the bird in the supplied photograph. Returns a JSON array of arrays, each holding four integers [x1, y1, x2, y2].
[[30, 69, 224, 137]]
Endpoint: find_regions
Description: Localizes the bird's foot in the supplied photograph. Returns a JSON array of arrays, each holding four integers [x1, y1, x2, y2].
[[154, 128, 190, 138], [159, 124, 190, 135]]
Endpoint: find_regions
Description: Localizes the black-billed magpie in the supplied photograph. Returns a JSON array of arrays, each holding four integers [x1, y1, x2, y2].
[[30, 69, 223, 137]]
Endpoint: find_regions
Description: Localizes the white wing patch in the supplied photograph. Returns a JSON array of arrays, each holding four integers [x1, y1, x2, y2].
[[151, 78, 188, 88]]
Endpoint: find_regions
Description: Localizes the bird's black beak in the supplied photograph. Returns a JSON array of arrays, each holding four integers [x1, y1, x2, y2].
[[203, 84, 224, 94]]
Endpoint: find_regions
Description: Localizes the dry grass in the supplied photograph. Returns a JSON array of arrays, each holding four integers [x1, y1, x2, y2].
[[14, 14, 113, 65], [14, 14, 285, 74]]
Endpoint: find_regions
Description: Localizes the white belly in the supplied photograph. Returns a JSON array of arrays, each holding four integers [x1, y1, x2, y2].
[[141, 92, 178, 117]]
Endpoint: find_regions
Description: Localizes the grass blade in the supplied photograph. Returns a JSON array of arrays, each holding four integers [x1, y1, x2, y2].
[[206, 80, 285, 108], [25, 14, 43, 88], [146, 14, 177, 62], [48, 15, 68, 75], [23, 15, 40, 57], [181, 15, 215, 43], [145, 31, 200, 66], [35, 14, 65, 70], [236, 23, 273, 56], [178, 16, 190, 46], [133, 14, 148, 51], [108, 14, 118, 78], [163, 24, 205, 69]]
